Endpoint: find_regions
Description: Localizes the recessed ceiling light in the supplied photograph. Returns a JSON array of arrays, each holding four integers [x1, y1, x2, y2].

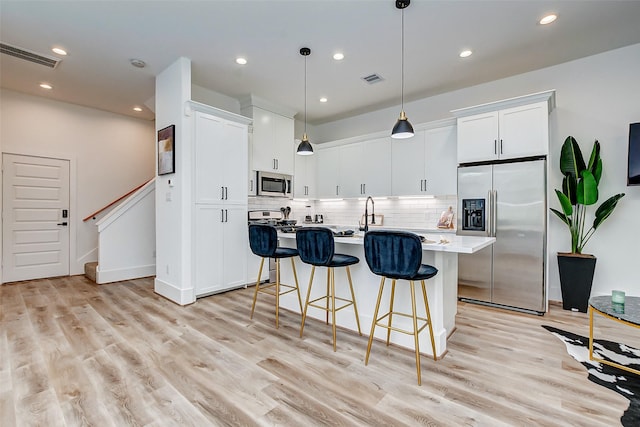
[[133, 107, 143, 112], [52, 47, 67, 56], [539, 14, 557, 25], [459, 49, 473, 58], [236, 57, 247, 65], [319, 97, 328, 103], [333, 53, 344, 61], [130, 58, 146, 68], [39, 83, 53, 90]]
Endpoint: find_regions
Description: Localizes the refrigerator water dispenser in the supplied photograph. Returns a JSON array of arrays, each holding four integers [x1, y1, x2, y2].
[[462, 198, 485, 231]]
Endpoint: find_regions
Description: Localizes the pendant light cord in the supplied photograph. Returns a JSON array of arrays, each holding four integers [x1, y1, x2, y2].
[[304, 53, 307, 135], [401, 6, 405, 112]]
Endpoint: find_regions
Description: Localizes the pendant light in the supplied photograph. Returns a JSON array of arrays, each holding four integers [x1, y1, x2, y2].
[[391, 0, 414, 139], [296, 47, 314, 155]]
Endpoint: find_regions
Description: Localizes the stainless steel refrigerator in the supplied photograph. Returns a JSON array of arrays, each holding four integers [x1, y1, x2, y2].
[[457, 157, 546, 314]]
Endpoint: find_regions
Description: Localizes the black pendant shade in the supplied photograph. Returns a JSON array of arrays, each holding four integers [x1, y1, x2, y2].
[[392, 111, 414, 139], [297, 133, 313, 155]]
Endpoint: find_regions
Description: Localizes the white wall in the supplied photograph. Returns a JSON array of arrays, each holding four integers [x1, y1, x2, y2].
[[314, 43, 640, 301], [0, 89, 155, 279]]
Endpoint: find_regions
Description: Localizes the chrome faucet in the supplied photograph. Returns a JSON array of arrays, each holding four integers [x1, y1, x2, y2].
[[360, 196, 375, 232]]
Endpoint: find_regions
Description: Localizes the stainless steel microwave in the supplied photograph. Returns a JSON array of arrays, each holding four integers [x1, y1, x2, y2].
[[256, 171, 293, 197]]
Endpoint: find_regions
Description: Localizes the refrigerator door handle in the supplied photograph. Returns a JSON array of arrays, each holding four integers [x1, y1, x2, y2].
[[492, 190, 498, 237], [487, 190, 492, 237]]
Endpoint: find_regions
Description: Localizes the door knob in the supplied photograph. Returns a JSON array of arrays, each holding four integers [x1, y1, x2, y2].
[[57, 222, 68, 226]]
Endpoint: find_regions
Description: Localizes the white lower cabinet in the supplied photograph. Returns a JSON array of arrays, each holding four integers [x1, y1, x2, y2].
[[194, 205, 247, 296], [392, 124, 457, 196]]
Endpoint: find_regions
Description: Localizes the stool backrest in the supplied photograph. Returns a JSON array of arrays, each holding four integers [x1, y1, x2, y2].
[[364, 230, 422, 280], [296, 227, 335, 266], [248, 224, 278, 257]]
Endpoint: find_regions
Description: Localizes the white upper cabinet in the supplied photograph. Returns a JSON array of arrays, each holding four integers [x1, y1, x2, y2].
[[245, 106, 295, 175], [391, 124, 457, 196], [452, 90, 555, 164], [194, 112, 248, 205], [294, 150, 316, 199], [359, 137, 392, 197], [316, 147, 341, 198]]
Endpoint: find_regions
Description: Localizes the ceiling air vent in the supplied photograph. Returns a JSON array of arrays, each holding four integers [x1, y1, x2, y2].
[[361, 73, 384, 84], [0, 43, 61, 69]]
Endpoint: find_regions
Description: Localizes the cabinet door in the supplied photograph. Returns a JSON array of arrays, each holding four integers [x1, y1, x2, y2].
[[195, 112, 226, 204], [223, 205, 248, 289], [392, 130, 426, 196], [194, 205, 225, 296], [457, 112, 499, 164], [362, 137, 392, 197], [294, 153, 316, 199], [339, 143, 364, 198], [316, 147, 341, 198], [250, 107, 276, 172], [498, 102, 549, 159], [273, 113, 295, 175], [221, 120, 248, 204], [424, 125, 457, 196]]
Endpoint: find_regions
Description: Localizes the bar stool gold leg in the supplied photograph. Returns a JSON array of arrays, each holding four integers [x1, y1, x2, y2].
[[275, 258, 280, 329], [290, 257, 303, 313], [300, 266, 316, 337], [345, 266, 362, 336], [386, 279, 397, 346], [421, 280, 437, 360], [325, 269, 330, 324], [331, 267, 337, 352], [365, 277, 386, 365], [250, 257, 265, 319], [410, 280, 422, 385]]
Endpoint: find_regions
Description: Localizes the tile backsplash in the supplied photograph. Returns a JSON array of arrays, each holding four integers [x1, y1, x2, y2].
[[249, 195, 457, 230]]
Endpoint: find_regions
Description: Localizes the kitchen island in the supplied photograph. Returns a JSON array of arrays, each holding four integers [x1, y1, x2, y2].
[[275, 232, 495, 358]]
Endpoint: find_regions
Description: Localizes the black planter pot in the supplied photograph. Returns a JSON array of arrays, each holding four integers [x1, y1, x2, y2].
[[557, 253, 597, 313]]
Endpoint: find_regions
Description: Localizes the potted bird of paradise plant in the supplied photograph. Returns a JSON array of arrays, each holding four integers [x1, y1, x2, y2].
[[550, 136, 625, 312]]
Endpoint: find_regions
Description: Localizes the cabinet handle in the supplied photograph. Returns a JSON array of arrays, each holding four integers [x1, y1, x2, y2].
[[221, 186, 224, 200], [363, 183, 366, 194], [494, 139, 497, 155], [336, 185, 339, 196], [226, 209, 229, 223], [424, 180, 427, 191], [225, 186, 229, 200], [500, 139, 503, 154], [221, 209, 224, 223], [420, 180, 423, 192], [250, 179, 253, 192]]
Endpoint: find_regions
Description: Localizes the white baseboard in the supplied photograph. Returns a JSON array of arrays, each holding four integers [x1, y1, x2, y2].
[[154, 277, 195, 306], [96, 264, 155, 284]]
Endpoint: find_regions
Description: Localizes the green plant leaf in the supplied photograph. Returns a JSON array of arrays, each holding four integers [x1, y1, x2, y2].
[[593, 193, 625, 229], [550, 208, 571, 226], [562, 175, 577, 205], [576, 170, 598, 205], [555, 189, 573, 216], [588, 140, 602, 184], [560, 136, 586, 179]]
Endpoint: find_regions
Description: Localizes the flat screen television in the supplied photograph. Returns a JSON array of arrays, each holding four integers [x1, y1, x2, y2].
[[629, 122, 640, 186]]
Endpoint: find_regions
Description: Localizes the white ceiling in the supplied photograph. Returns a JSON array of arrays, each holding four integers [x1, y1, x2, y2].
[[2, 1, 640, 124]]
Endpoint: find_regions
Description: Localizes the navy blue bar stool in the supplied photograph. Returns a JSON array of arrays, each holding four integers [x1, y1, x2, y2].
[[296, 227, 362, 351], [248, 224, 303, 328], [363, 230, 438, 385]]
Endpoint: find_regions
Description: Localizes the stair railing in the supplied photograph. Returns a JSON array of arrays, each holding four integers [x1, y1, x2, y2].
[[83, 178, 154, 222]]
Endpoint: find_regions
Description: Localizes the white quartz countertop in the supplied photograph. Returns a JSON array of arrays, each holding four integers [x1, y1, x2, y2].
[[279, 231, 494, 254]]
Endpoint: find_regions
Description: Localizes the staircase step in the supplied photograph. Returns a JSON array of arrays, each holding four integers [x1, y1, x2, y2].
[[84, 262, 98, 282]]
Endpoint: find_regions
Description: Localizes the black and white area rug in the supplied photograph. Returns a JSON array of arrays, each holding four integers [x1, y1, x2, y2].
[[543, 325, 640, 426]]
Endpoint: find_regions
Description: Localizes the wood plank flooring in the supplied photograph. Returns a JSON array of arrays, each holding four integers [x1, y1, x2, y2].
[[0, 275, 633, 426]]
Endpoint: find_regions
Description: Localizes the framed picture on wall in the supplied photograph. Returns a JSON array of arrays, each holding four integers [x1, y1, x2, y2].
[[157, 125, 175, 175]]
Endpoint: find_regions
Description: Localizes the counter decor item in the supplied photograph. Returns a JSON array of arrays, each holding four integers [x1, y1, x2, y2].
[[437, 206, 455, 229], [612, 290, 626, 304], [551, 136, 625, 312]]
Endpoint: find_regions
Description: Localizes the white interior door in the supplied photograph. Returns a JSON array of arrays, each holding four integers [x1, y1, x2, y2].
[[2, 154, 70, 282]]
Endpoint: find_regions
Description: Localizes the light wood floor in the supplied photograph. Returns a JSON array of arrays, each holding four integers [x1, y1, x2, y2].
[[1, 275, 631, 426]]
